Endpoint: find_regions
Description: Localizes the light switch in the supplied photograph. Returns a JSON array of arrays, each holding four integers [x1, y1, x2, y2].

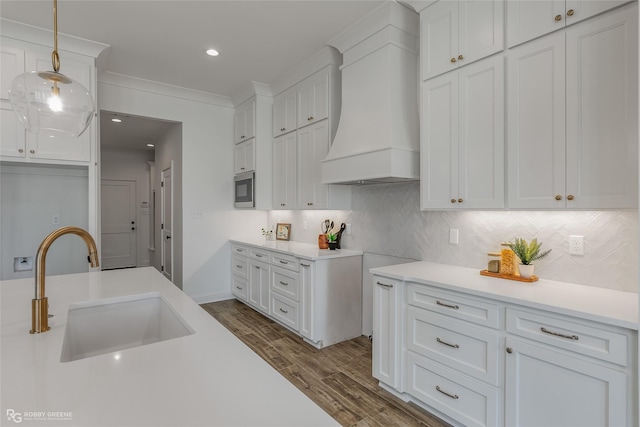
[[449, 229, 459, 244]]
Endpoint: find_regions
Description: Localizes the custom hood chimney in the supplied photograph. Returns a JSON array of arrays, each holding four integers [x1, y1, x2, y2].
[[321, 1, 419, 185]]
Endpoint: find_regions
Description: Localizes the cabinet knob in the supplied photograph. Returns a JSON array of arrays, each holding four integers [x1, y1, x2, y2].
[[567, 194, 575, 201], [458, 54, 464, 60], [131, 227, 136, 231], [506, 347, 513, 354], [450, 198, 457, 204], [555, 195, 563, 201], [280, 203, 285, 207], [281, 127, 286, 132], [555, 14, 562, 21], [240, 135, 245, 139], [450, 57, 457, 63], [30, 149, 35, 154], [457, 198, 463, 203], [307, 116, 314, 121], [566, 9, 574, 16], [18, 148, 24, 153], [307, 202, 313, 206]]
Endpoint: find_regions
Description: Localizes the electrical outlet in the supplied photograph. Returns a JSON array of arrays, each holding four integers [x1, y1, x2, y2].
[[346, 223, 352, 235], [569, 235, 584, 255], [51, 214, 60, 225], [191, 211, 203, 219], [303, 221, 308, 230], [449, 229, 459, 245]]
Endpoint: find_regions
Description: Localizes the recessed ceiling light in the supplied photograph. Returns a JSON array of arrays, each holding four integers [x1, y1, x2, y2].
[[147, 143, 155, 148], [206, 49, 219, 57], [111, 118, 122, 123]]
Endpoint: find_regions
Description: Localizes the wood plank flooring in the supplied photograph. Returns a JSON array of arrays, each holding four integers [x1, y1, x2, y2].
[[200, 299, 451, 427]]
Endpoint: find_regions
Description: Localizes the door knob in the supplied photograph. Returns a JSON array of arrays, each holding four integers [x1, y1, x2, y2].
[[131, 221, 135, 224], [166, 235, 171, 240], [131, 227, 136, 231]]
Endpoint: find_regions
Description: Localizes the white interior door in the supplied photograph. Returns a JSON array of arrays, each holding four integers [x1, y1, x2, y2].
[[101, 180, 136, 269], [161, 165, 173, 281]]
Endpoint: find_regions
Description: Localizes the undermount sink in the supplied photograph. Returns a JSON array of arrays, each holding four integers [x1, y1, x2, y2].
[[60, 292, 194, 362]]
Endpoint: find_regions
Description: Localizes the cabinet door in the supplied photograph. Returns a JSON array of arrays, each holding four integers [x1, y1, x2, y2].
[[565, 7, 638, 208], [458, 0, 504, 68], [457, 55, 504, 209], [507, 32, 566, 208], [248, 259, 270, 315], [421, 0, 458, 80], [1, 99, 26, 158], [299, 261, 315, 341], [297, 120, 329, 209], [1, 46, 24, 99], [234, 139, 255, 174], [505, 337, 628, 427], [24, 52, 92, 162], [507, 0, 566, 47], [297, 71, 329, 128], [421, 72, 458, 208], [235, 99, 255, 143], [372, 277, 402, 389], [273, 132, 297, 209], [273, 89, 296, 137], [232, 275, 248, 301]]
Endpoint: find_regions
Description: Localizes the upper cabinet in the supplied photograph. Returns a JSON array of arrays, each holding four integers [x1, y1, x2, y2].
[[507, 0, 632, 47], [507, 5, 638, 209], [234, 99, 255, 143], [272, 88, 297, 137], [297, 70, 329, 128], [421, 0, 504, 80]]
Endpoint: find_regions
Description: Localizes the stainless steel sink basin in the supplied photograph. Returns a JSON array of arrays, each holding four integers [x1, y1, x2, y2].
[[60, 292, 194, 362]]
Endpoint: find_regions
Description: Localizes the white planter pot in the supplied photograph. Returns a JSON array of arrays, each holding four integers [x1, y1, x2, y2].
[[519, 264, 535, 279]]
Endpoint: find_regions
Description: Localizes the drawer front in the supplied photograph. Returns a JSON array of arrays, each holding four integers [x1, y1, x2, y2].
[[271, 266, 299, 301], [249, 248, 270, 262], [232, 275, 248, 301], [271, 293, 299, 331], [506, 308, 629, 366], [271, 252, 299, 272], [231, 243, 249, 256], [232, 255, 248, 278], [407, 283, 500, 329], [407, 306, 500, 386], [405, 351, 499, 427]]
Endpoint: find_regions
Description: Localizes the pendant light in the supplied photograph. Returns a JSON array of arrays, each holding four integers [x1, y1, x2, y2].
[[8, 0, 95, 138]]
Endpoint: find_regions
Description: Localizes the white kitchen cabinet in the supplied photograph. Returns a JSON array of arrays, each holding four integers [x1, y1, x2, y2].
[[507, 6, 638, 209], [272, 87, 296, 137], [421, 0, 504, 80], [1, 46, 24, 99], [297, 119, 329, 209], [234, 99, 255, 143], [248, 257, 270, 316], [372, 276, 403, 389], [507, 0, 631, 47], [231, 244, 249, 301], [1, 99, 26, 158], [272, 132, 297, 209], [421, 55, 504, 210], [234, 138, 255, 174], [297, 68, 329, 128]]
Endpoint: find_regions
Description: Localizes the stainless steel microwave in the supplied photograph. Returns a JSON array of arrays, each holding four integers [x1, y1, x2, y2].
[[234, 171, 255, 208]]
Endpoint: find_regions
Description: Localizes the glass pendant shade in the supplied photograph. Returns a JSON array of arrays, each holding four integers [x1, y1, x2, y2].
[[9, 70, 95, 138]]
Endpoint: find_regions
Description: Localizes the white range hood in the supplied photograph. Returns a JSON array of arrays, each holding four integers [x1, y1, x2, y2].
[[321, 1, 420, 185]]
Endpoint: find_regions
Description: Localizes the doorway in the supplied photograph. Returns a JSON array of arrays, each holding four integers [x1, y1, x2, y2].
[[101, 179, 137, 269], [161, 164, 173, 281]]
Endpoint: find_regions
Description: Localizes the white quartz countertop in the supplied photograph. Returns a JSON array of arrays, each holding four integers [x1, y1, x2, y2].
[[230, 239, 363, 260], [0, 267, 339, 426], [371, 261, 638, 330]]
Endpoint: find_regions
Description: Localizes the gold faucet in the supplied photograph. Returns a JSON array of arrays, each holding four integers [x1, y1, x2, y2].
[[31, 226, 99, 334]]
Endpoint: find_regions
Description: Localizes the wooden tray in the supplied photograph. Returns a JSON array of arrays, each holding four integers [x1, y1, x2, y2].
[[480, 270, 538, 283]]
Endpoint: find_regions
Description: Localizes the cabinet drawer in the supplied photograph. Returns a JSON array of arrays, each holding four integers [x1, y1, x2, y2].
[[271, 293, 299, 331], [271, 266, 299, 301], [406, 283, 500, 329], [407, 306, 500, 386], [232, 275, 248, 301], [506, 308, 629, 366], [271, 252, 299, 272], [232, 255, 248, 278], [249, 248, 270, 262], [231, 243, 249, 256], [405, 351, 499, 427]]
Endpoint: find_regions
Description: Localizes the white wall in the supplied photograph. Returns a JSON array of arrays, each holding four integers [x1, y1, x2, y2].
[[98, 73, 267, 302], [268, 182, 638, 293], [0, 164, 89, 280], [101, 148, 154, 267]]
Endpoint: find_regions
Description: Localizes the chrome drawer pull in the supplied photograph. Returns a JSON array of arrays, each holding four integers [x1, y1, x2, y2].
[[236, 286, 243, 290], [436, 337, 460, 349], [255, 254, 264, 258], [436, 300, 459, 310], [436, 385, 459, 400], [236, 265, 243, 268], [279, 308, 288, 314], [376, 281, 393, 288], [301, 263, 311, 267], [279, 281, 289, 286], [540, 327, 579, 341], [279, 260, 289, 264]]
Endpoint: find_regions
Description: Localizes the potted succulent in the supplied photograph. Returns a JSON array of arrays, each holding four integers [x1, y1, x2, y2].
[[507, 238, 552, 278], [327, 233, 338, 250]]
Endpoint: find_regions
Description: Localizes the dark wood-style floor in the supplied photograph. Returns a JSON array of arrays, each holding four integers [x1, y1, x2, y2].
[[201, 299, 451, 427]]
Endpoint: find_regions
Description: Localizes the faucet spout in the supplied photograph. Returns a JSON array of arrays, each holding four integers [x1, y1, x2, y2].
[[31, 226, 99, 334]]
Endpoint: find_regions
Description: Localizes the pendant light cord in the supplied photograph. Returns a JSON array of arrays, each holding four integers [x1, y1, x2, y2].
[[51, 0, 60, 72]]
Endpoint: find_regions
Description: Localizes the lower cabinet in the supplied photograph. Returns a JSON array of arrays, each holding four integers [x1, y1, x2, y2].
[[371, 274, 637, 427], [247, 258, 270, 315]]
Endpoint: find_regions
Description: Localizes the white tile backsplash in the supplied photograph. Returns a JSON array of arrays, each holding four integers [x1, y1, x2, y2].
[[268, 182, 638, 293]]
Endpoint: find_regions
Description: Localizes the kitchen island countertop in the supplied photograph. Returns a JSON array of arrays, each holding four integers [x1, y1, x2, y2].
[[1, 267, 339, 426]]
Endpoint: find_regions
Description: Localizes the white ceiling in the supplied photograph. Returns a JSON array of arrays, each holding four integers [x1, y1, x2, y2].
[[1, 0, 385, 151]]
